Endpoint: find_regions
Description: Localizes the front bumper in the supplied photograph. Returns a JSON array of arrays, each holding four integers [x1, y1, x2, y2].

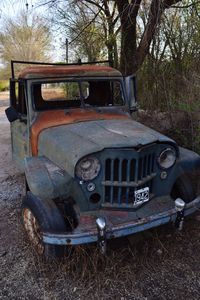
[[43, 195, 200, 245]]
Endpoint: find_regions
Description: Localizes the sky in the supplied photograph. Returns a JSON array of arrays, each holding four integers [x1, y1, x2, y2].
[[0, 0, 36, 21], [0, 0, 66, 62]]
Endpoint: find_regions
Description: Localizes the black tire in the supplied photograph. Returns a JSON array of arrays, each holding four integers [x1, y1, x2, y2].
[[21, 192, 67, 260], [171, 174, 196, 203]]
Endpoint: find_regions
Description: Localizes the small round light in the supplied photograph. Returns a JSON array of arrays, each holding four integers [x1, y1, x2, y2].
[[87, 182, 96, 192], [160, 171, 168, 180], [158, 148, 176, 169]]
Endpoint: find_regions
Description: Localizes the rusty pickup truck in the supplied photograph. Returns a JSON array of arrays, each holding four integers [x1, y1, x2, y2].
[[5, 60, 200, 259]]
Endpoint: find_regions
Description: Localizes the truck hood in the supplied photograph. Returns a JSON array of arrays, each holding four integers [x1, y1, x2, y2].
[[38, 119, 175, 176]]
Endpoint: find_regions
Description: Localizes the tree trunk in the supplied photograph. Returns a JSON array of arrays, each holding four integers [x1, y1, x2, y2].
[[132, 0, 165, 73], [116, 0, 141, 75], [116, 0, 182, 74], [120, 17, 137, 75], [103, 0, 119, 68]]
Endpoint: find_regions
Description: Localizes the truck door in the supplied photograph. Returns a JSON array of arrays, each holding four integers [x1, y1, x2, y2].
[[125, 74, 137, 114], [9, 80, 29, 169]]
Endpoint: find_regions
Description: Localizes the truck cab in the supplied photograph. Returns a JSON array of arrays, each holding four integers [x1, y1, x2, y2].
[[5, 61, 200, 259]]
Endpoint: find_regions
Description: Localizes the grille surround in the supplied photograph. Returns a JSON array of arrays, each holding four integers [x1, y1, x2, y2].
[[102, 146, 157, 208]]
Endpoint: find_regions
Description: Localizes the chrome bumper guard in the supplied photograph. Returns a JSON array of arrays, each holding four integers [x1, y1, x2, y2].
[[43, 196, 200, 246]]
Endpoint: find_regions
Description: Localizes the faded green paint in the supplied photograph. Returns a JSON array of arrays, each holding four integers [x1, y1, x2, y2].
[[11, 119, 29, 169], [25, 156, 73, 201], [7, 63, 200, 247], [38, 118, 176, 177]]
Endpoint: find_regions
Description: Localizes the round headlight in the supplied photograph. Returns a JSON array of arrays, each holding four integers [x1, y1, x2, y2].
[[75, 156, 101, 181], [158, 148, 176, 169]]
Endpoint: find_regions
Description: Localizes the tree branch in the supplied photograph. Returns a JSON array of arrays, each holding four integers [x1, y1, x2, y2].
[[69, 7, 102, 45], [163, 0, 183, 8], [81, 0, 106, 12], [170, 1, 200, 8]]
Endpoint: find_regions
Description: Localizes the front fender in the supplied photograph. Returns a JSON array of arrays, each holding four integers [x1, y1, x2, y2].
[[24, 156, 72, 200], [177, 147, 200, 174]]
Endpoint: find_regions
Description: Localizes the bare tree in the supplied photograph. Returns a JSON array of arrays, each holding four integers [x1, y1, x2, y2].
[[0, 11, 51, 75], [43, 0, 120, 67], [37, 0, 200, 75]]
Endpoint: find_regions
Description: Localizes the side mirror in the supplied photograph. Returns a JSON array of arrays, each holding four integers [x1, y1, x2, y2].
[[125, 75, 137, 112], [5, 106, 19, 122]]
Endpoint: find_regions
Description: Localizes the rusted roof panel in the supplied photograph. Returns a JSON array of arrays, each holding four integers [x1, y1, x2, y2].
[[19, 65, 122, 79]]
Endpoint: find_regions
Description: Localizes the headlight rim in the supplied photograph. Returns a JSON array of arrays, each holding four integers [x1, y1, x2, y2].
[[75, 156, 101, 181], [157, 147, 177, 169]]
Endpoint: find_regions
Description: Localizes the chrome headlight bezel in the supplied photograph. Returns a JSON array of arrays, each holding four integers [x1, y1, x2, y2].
[[157, 147, 176, 169], [75, 156, 101, 181]]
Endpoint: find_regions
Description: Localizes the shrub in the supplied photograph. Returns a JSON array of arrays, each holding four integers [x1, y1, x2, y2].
[[0, 80, 9, 92]]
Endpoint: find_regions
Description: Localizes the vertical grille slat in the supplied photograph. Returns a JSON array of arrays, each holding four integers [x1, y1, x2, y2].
[[118, 160, 122, 205], [147, 155, 151, 175], [130, 159, 135, 181], [127, 160, 131, 181], [149, 154, 152, 174], [134, 159, 138, 182], [151, 154, 155, 173], [126, 160, 131, 204], [110, 159, 114, 204], [118, 159, 122, 182], [104, 149, 156, 208], [143, 156, 147, 178]]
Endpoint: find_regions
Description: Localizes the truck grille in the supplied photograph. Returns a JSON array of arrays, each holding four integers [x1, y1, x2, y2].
[[102, 151, 156, 208]]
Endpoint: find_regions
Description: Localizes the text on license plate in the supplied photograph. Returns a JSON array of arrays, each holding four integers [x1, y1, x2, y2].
[[134, 187, 149, 205]]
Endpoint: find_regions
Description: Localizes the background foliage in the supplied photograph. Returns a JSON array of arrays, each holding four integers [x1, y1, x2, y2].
[[0, 0, 199, 151]]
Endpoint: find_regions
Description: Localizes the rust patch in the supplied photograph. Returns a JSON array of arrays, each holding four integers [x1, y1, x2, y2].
[[31, 109, 129, 156], [19, 65, 121, 79], [23, 208, 44, 255]]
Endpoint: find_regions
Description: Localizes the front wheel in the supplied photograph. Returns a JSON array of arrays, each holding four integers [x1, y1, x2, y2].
[[171, 174, 196, 203], [21, 192, 67, 260]]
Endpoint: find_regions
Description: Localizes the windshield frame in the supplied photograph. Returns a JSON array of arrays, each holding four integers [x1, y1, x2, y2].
[[30, 76, 127, 112]]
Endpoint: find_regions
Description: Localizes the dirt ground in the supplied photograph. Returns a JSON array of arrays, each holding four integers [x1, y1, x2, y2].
[[1, 93, 200, 300]]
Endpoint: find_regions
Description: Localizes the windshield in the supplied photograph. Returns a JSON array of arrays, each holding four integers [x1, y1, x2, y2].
[[32, 79, 125, 111]]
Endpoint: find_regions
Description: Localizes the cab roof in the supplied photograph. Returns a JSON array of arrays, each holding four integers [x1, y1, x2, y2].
[[18, 65, 122, 79]]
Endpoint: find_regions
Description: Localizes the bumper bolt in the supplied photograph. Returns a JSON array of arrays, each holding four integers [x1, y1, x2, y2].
[[96, 217, 107, 254], [175, 198, 185, 231]]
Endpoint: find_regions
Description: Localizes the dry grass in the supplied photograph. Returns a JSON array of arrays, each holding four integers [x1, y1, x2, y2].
[[2, 172, 200, 300], [1, 157, 200, 300], [17, 217, 200, 300], [1, 99, 200, 299]]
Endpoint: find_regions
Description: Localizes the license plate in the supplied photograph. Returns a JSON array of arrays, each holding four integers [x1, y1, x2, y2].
[[134, 187, 149, 206]]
